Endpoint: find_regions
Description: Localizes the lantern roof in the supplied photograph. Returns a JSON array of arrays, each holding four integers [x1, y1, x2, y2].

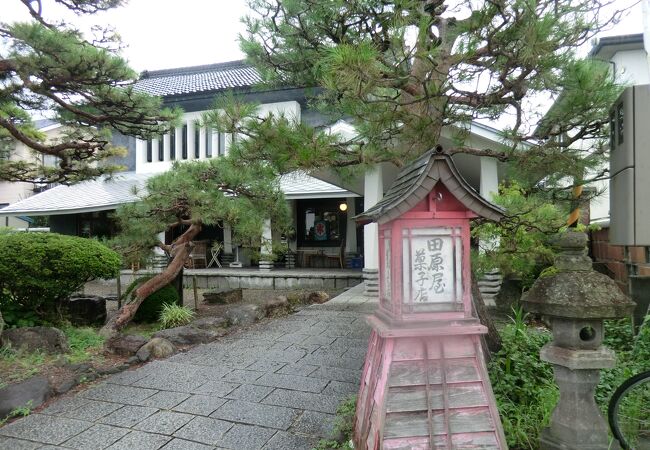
[[356, 147, 505, 224]]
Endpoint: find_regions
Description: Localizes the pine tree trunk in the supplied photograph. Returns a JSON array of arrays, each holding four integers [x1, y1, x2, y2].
[[99, 223, 201, 338], [471, 274, 502, 354]]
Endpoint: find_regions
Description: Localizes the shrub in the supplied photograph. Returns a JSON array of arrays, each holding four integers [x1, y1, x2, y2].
[[159, 303, 195, 328], [0, 232, 120, 322], [488, 310, 557, 449], [124, 276, 181, 323]]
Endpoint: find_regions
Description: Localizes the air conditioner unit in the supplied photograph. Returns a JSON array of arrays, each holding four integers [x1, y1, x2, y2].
[[609, 84, 650, 246]]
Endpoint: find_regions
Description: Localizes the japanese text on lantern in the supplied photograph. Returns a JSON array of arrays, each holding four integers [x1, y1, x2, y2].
[[413, 237, 446, 303]]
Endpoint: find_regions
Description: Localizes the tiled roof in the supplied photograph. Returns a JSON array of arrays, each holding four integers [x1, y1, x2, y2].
[[134, 60, 263, 97], [0, 172, 151, 216], [355, 149, 503, 224], [0, 171, 357, 216], [280, 172, 359, 199]]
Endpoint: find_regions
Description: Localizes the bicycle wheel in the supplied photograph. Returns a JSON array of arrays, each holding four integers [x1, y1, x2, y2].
[[608, 371, 650, 450]]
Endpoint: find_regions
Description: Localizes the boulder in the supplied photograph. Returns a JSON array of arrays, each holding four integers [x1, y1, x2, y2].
[[224, 304, 265, 326], [264, 296, 292, 317], [135, 346, 150, 362], [153, 326, 224, 346], [61, 295, 107, 326], [137, 337, 176, 361], [105, 334, 148, 356], [0, 376, 51, 419], [1, 327, 69, 354], [191, 316, 229, 330], [53, 377, 77, 395], [308, 291, 330, 304], [203, 288, 243, 304]]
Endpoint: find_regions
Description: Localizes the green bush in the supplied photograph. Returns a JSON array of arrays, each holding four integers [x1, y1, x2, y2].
[[0, 232, 120, 322], [124, 276, 181, 323], [488, 310, 557, 449], [159, 303, 194, 328]]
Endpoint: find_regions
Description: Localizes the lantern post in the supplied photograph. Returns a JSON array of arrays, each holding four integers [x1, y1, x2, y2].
[[354, 147, 507, 449]]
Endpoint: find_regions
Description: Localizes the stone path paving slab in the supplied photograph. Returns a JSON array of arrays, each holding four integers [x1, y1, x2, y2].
[[0, 284, 374, 449]]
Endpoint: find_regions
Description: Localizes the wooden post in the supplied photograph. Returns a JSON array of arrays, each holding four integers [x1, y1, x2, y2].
[[192, 275, 198, 311], [116, 274, 122, 309]]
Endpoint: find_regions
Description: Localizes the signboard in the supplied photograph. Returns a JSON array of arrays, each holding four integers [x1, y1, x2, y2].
[[402, 227, 463, 309]]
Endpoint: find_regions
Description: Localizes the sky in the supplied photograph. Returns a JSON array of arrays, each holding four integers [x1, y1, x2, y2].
[[2, 0, 249, 72], [1, 0, 647, 74]]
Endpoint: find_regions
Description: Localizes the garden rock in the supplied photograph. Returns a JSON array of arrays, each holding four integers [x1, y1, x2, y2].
[[61, 294, 107, 326], [191, 316, 228, 330], [53, 377, 77, 395], [153, 326, 224, 346], [203, 288, 243, 304], [0, 376, 50, 419], [105, 334, 148, 356], [1, 327, 69, 354], [264, 295, 291, 316], [135, 346, 151, 362], [224, 304, 265, 326], [308, 291, 330, 304], [137, 337, 176, 361]]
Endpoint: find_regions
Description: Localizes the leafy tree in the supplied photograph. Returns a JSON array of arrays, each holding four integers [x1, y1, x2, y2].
[[233, 0, 625, 176], [100, 156, 290, 336], [0, 0, 180, 183], [209, 0, 629, 282], [472, 182, 568, 286]]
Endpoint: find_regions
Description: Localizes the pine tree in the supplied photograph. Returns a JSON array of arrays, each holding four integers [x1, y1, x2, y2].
[[208, 0, 631, 281], [0, 0, 180, 183], [100, 156, 291, 336], [232, 0, 626, 182]]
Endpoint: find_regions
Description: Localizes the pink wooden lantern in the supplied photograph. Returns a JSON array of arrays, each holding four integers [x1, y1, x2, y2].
[[354, 147, 507, 450]]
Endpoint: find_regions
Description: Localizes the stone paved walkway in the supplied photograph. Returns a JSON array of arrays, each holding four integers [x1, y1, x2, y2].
[[0, 285, 375, 450]]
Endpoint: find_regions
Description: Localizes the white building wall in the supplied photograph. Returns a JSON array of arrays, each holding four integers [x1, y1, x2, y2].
[[135, 101, 301, 174], [611, 49, 650, 85], [591, 45, 650, 224], [0, 126, 61, 227]]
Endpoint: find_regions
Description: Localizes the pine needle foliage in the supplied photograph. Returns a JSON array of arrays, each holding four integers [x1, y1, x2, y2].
[[0, 0, 181, 183], [110, 155, 291, 267]]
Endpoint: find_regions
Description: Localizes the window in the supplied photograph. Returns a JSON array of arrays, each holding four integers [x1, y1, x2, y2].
[[194, 122, 200, 158], [181, 124, 188, 159], [617, 102, 624, 145], [78, 211, 116, 238], [158, 137, 164, 161], [146, 139, 152, 162], [170, 127, 176, 160], [610, 111, 616, 151], [297, 199, 347, 247], [206, 127, 212, 158]]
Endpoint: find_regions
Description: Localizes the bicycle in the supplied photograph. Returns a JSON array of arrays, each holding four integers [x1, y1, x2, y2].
[[608, 370, 650, 449]]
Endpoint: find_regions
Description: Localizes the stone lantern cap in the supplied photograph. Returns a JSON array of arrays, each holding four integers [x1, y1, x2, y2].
[[522, 232, 635, 319]]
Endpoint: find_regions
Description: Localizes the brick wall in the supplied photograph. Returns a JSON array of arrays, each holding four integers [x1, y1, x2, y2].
[[590, 227, 649, 294]]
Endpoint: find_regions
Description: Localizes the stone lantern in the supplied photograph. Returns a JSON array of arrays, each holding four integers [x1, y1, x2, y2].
[[354, 148, 507, 449], [522, 231, 635, 450]]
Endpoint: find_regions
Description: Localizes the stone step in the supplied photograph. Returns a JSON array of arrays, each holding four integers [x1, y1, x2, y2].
[[478, 280, 501, 288], [483, 296, 497, 307], [478, 269, 503, 307], [481, 274, 503, 282]]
